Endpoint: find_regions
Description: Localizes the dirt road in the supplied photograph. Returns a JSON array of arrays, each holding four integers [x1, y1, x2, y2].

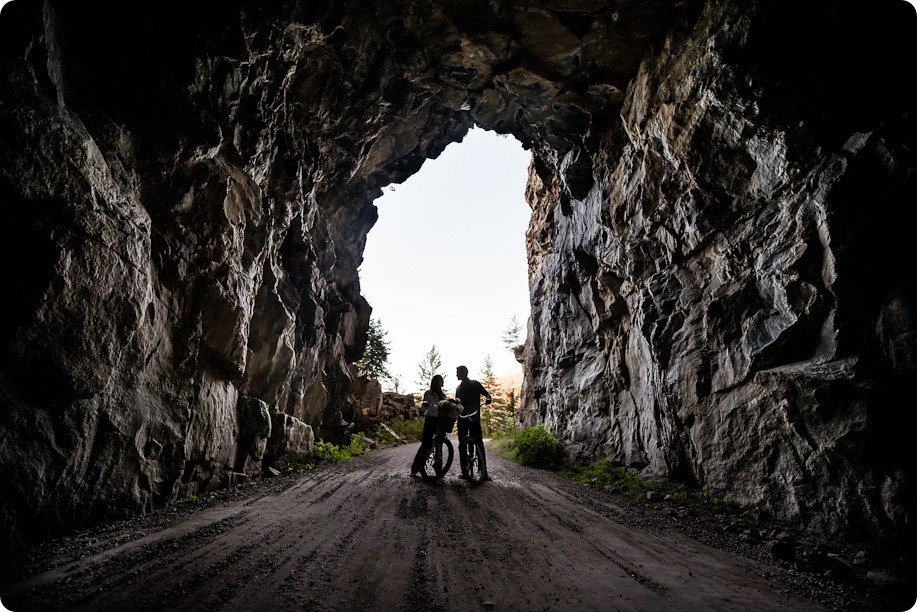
[[0, 441, 889, 611]]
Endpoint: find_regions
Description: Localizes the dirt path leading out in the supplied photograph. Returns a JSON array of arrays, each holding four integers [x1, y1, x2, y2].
[[1, 442, 839, 610]]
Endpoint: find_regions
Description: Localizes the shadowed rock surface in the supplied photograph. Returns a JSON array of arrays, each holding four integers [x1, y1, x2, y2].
[[520, 1, 917, 545], [0, 0, 914, 550]]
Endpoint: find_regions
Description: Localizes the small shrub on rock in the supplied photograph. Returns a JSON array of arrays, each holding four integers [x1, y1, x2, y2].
[[305, 438, 367, 466], [511, 425, 566, 469]]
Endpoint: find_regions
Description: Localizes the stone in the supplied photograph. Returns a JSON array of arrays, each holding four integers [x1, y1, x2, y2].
[[867, 570, 910, 593], [738, 533, 759, 544], [265, 414, 315, 471], [766, 539, 796, 563], [377, 423, 401, 442], [235, 396, 272, 477], [776, 532, 795, 543], [827, 553, 854, 569], [224, 472, 251, 487]]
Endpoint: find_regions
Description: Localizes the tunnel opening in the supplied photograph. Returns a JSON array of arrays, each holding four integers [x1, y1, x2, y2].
[[359, 127, 531, 397]]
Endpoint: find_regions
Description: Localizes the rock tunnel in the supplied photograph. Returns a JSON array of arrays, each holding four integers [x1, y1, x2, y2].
[[1, 0, 915, 549]]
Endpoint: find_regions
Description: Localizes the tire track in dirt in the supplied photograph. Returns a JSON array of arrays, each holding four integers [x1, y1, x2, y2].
[[206, 469, 381, 610], [503, 483, 670, 596], [2, 443, 843, 611], [19, 511, 252, 609]]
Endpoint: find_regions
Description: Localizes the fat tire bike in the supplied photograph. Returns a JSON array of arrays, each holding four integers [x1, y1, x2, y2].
[[458, 409, 488, 485]]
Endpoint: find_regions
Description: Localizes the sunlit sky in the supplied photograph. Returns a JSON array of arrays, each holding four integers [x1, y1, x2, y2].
[[360, 127, 532, 394]]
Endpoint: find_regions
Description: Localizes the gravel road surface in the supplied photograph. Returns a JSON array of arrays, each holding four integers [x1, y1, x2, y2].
[[1, 441, 909, 611]]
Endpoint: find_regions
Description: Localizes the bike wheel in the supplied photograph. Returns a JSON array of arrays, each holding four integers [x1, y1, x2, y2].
[[461, 437, 487, 484], [421, 436, 453, 482]]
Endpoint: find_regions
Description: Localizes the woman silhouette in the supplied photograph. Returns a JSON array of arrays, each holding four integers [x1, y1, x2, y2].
[[410, 374, 447, 476]]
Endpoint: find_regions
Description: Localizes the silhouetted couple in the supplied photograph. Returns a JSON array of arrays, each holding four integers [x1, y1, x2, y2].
[[410, 366, 492, 480]]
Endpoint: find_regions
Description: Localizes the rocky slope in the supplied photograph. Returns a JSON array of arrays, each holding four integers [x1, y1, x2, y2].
[[1, 0, 914, 549]]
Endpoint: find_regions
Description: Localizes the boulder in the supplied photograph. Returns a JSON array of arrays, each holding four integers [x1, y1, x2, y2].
[[265, 413, 315, 471], [235, 396, 272, 477]]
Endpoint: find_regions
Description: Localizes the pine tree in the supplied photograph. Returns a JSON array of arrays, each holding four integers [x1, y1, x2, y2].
[[357, 318, 392, 381], [502, 315, 523, 350], [480, 355, 497, 389], [479, 355, 515, 437], [416, 344, 444, 391]]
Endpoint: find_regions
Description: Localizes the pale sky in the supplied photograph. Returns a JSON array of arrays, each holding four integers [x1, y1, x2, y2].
[[359, 127, 532, 394]]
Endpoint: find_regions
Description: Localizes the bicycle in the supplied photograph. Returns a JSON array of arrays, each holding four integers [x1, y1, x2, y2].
[[458, 404, 489, 485], [419, 400, 459, 482]]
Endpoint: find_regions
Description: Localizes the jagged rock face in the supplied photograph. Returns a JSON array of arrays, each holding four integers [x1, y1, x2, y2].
[[0, 0, 913, 547], [0, 0, 688, 545], [522, 1, 916, 543]]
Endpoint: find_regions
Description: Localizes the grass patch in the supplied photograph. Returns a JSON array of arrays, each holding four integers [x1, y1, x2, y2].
[[285, 418, 425, 473], [489, 434, 516, 458], [287, 437, 369, 472], [311, 438, 367, 462], [380, 417, 424, 443], [561, 460, 735, 514], [495, 425, 735, 516]]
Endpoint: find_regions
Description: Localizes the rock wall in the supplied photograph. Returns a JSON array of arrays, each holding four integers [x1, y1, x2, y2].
[[0, 0, 463, 545], [1, 0, 689, 546], [522, 1, 916, 544], [1, 0, 914, 547]]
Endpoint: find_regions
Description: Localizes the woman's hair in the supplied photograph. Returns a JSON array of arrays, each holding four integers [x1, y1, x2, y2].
[[430, 374, 447, 400]]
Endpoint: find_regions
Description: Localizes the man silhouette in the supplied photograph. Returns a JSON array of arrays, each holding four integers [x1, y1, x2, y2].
[[455, 365, 492, 481]]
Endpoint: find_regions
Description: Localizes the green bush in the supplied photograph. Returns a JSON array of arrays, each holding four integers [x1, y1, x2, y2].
[[381, 418, 425, 442], [562, 460, 647, 496], [511, 425, 566, 469], [304, 438, 367, 466]]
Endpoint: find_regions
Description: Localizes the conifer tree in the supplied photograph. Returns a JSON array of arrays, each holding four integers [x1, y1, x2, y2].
[[357, 317, 392, 382], [479, 355, 515, 437], [416, 344, 444, 391], [481, 354, 497, 389], [502, 315, 523, 350]]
